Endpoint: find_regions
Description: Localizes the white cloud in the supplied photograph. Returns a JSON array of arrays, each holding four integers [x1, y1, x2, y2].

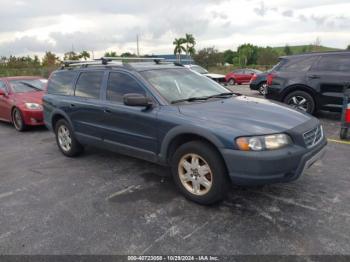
[[0, 0, 349, 57]]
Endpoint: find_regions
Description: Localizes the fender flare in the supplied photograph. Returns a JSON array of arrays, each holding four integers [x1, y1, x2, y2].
[[159, 125, 225, 163]]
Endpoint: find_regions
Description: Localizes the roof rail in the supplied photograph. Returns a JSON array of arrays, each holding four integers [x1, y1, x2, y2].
[[61, 57, 166, 69]]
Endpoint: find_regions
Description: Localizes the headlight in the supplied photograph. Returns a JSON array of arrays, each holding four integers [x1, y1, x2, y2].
[[236, 134, 292, 151], [25, 103, 43, 110]]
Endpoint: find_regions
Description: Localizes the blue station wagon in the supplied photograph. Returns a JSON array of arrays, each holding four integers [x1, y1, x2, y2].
[[43, 58, 327, 204]]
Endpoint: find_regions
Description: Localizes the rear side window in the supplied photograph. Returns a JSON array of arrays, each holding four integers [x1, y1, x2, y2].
[[106, 72, 146, 103], [48, 71, 76, 95], [75, 71, 104, 99], [280, 56, 318, 72], [0, 80, 6, 91], [315, 55, 350, 72]]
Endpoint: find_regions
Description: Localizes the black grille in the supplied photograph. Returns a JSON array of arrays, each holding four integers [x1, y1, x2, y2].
[[303, 125, 323, 148]]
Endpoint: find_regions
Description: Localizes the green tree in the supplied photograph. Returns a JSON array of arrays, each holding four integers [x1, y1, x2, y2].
[[104, 51, 117, 57], [223, 49, 235, 64], [257, 47, 279, 66], [64, 51, 80, 61], [184, 33, 196, 58], [284, 44, 293, 55], [237, 44, 258, 66], [79, 51, 90, 60], [121, 52, 137, 57], [346, 45, 350, 50], [173, 38, 186, 62], [193, 47, 223, 69], [42, 52, 60, 67]]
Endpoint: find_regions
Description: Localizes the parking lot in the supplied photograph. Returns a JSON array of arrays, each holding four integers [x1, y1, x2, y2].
[[0, 85, 349, 255]]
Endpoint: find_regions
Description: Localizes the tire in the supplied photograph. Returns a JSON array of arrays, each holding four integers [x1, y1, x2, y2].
[[340, 128, 348, 140], [54, 119, 83, 157], [283, 90, 316, 114], [171, 141, 230, 205], [228, 79, 235, 86], [258, 82, 267, 95], [12, 108, 27, 132]]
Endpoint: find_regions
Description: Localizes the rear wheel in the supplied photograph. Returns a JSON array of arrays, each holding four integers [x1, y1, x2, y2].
[[55, 119, 83, 157], [258, 82, 267, 95], [171, 141, 229, 205], [228, 79, 235, 86], [340, 128, 348, 140], [12, 108, 27, 132], [284, 91, 315, 114]]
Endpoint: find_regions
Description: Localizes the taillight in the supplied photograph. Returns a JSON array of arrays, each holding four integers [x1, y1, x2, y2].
[[346, 105, 350, 123], [267, 73, 275, 86], [251, 74, 257, 81]]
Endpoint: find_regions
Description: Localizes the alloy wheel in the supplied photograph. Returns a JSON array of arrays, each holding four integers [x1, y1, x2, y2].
[[57, 125, 72, 152], [287, 95, 310, 112], [259, 83, 268, 95], [178, 153, 213, 196], [13, 109, 23, 130]]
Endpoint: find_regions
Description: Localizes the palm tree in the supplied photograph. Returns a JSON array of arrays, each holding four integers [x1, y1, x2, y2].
[[79, 51, 90, 60], [173, 38, 186, 62], [184, 34, 196, 59]]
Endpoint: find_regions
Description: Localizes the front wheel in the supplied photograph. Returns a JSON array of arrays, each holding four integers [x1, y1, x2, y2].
[[283, 91, 315, 114], [55, 119, 83, 157], [171, 141, 229, 205], [12, 108, 27, 132]]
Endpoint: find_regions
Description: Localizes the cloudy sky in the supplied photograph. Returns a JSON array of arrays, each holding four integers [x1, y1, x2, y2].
[[0, 0, 349, 58]]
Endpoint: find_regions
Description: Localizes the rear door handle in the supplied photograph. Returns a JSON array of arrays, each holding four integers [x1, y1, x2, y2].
[[104, 109, 111, 113], [70, 104, 76, 108], [308, 75, 320, 79]]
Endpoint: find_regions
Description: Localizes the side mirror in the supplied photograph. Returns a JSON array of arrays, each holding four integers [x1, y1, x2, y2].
[[123, 93, 153, 107]]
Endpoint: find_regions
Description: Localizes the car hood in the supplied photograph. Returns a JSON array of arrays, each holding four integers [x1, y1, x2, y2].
[[178, 96, 313, 135], [203, 73, 225, 79], [14, 91, 45, 104]]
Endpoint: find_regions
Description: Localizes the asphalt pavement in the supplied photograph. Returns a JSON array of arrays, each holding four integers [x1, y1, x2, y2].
[[0, 85, 349, 255]]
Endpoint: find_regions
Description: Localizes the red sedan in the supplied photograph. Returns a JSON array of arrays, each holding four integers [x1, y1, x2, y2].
[[225, 69, 262, 85], [0, 76, 47, 131]]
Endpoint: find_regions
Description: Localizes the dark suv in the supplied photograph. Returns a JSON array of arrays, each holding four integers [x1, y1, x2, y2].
[[43, 58, 327, 205], [266, 51, 350, 114]]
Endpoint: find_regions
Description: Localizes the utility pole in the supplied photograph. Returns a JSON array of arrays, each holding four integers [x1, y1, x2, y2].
[[136, 34, 140, 57]]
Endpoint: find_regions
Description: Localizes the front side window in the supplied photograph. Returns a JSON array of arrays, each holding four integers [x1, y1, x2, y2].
[[75, 71, 104, 99], [315, 55, 350, 72], [48, 71, 76, 95], [106, 72, 146, 103], [141, 69, 230, 103], [10, 79, 47, 93]]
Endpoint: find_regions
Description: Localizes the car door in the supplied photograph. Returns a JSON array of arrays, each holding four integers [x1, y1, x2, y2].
[[69, 70, 107, 141], [234, 69, 245, 83], [244, 69, 254, 82], [0, 80, 11, 121], [307, 54, 350, 111], [101, 71, 158, 161]]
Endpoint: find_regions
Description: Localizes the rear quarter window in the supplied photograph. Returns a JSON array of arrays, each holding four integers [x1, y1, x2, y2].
[[315, 54, 350, 72], [280, 56, 318, 72], [47, 71, 76, 95]]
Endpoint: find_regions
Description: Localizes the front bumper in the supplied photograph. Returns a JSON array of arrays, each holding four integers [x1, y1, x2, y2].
[[22, 109, 44, 126], [221, 137, 327, 186]]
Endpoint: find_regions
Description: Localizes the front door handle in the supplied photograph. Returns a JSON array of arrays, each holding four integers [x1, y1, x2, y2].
[[308, 75, 320, 79], [104, 109, 111, 113], [70, 104, 76, 108]]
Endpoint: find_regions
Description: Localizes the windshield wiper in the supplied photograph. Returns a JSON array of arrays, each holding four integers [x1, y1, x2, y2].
[[171, 96, 210, 104], [206, 92, 235, 99], [19, 82, 41, 91], [171, 92, 237, 104]]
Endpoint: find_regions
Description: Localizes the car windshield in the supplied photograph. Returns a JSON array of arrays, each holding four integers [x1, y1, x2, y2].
[[190, 65, 209, 74], [9, 79, 47, 93], [141, 68, 231, 103]]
